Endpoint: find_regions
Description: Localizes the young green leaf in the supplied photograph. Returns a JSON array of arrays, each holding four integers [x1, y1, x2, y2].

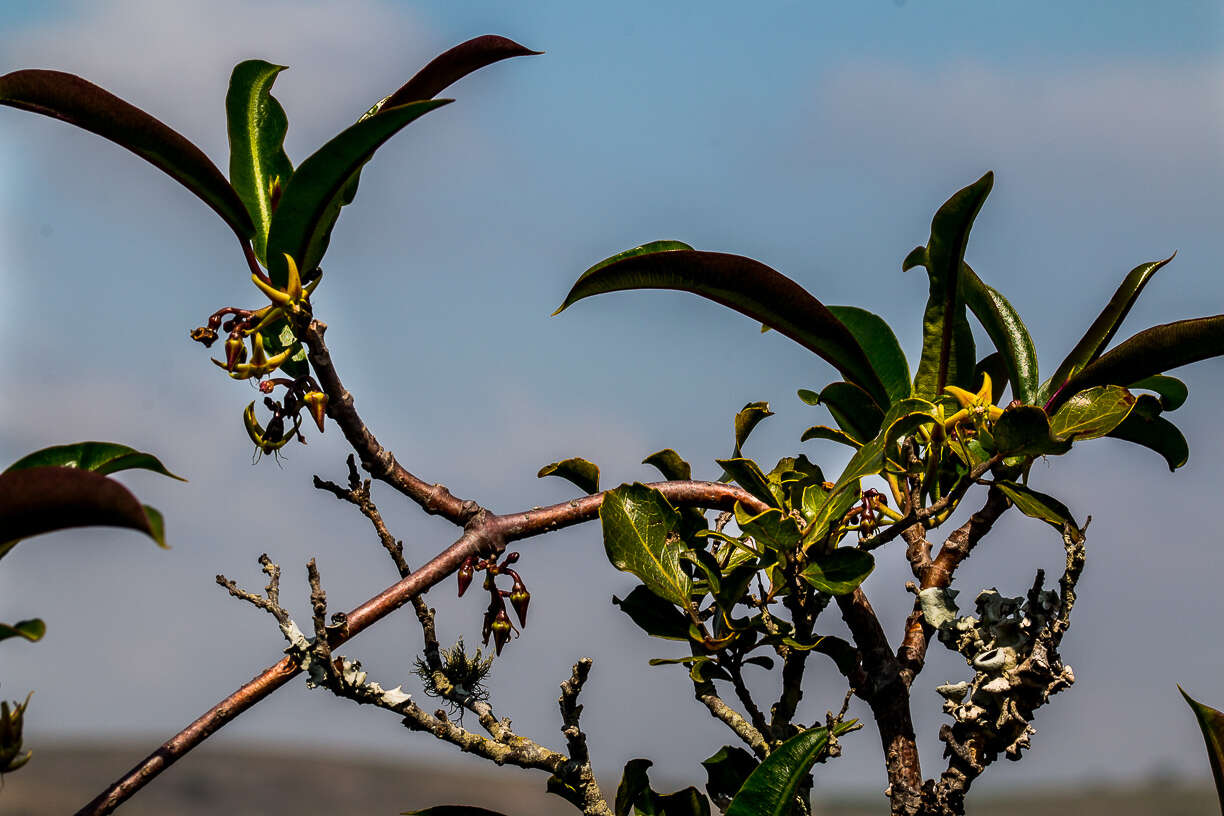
[[556, 246, 889, 407], [642, 448, 694, 482], [0, 619, 46, 644], [800, 548, 875, 595], [961, 263, 1039, 404], [382, 35, 541, 109], [1107, 409, 1189, 472], [0, 466, 167, 549], [725, 721, 859, 816], [1129, 374, 1188, 412], [4, 441, 184, 481], [735, 506, 802, 551], [1049, 315, 1224, 413], [826, 305, 912, 404], [537, 457, 599, 494], [264, 98, 452, 287], [800, 425, 861, 450], [1048, 385, 1135, 442], [1179, 687, 1224, 815], [226, 60, 294, 265], [717, 459, 782, 509], [600, 483, 692, 606], [1041, 256, 1176, 405], [910, 172, 993, 398], [996, 481, 1081, 540], [810, 382, 884, 444], [0, 69, 253, 240], [732, 402, 774, 458], [992, 405, 1066, 457], [613, 586, 691, 641]]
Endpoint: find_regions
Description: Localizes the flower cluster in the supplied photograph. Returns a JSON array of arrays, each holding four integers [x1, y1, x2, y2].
[[457, 551, 531, 655]]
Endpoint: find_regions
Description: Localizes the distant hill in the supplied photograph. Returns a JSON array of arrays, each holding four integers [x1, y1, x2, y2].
[[2, 743, 1216, 815]]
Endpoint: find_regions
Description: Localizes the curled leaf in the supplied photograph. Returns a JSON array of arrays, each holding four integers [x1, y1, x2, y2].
[[537, 457, 599, 494]]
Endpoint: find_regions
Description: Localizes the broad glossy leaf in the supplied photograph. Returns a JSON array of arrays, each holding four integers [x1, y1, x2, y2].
[[402, 808, 512, 816], [1129, 374, 1188, 412], [734, 506, 802, 552], [962, 263, 1039, 404], [733, 402, 773, 458], [1051, 316, 1224, 414], [383, 35, 541, 109], [0, 619, 45, 644], [5, 441, 184, 481], [1041, 256, 1175, 405], [0, 70, 253, 240], [996, 480, 1081, 539], [265, 98, 451, 286], [537, 457, 599, 494], [1179, 687, 1224, 815], [702, 746, 759, 812], [1048, 385, 1135, 441], [613, 586, 691, 641], [812, 382, 883, 444], [643, 448, 693, 481], [600, 484, 691, 606], [0, 466, 166, 548], [800, 548, 874, 595], [1107, 408, 1189, 472], [992, 406, 1065, 457], [827, 305, 911, 404], [556, 247, 889, 406], [909, 172, 993, 397], [226, 60, 294, 265], [725, 721, 858, 816], [800, 425, 861, 450], [716, 459, 782, 509]]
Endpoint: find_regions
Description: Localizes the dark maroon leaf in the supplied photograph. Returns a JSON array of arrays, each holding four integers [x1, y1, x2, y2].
[[0, 466, 165, 546], [384, 35, 541, 108]]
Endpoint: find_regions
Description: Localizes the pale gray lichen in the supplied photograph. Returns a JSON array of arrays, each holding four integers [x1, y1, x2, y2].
[[277, 618, 411, 707]]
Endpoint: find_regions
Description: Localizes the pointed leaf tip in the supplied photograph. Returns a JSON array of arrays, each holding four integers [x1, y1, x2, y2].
[[384, 35, 540, 109]]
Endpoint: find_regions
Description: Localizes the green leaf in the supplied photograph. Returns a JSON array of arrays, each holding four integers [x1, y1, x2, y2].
[[996, 481, 1081, 540], [265, 98, 452, 286], [702, 746, 759, 812], [716, 459, 782, 509], [226, 60, 294, 265], [1048, 385, 1135, 441], [1041, 255, 1176, 405], [537, 457, 599, 494], [0, 619, 45, 644], [1128, 374, 1188, 412], [734, 506, 802, 552], [0, 70, 253, 240], [642, 449, 693, 481], [799, 425, 861, 450], [725, 721, 858, 816], [961, 263, 1039, 404], [613, 586, 691, 641], [5, 441, 184, 481], [382, 35, 541, 109], [733, 402, 773, 458], [800, 549, 874, 595], [1050, 316, 1224, 413], [826, 305, 911, 404], [601, 484, 692, 606], [1179, 686, 1224, 816], [0, 466, 167, 549], [909, 172, 993, 398], [715, 564, 760, 613], [810, 382, 883, 444], [1107, 408, 1189, 472], [402, 807, 512, 816], [992, 406, 1067, 457], [556, 246, 889, 407]]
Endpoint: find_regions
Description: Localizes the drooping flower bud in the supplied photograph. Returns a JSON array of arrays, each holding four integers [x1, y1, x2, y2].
[[509, 578, 530, 627], [491, 609, 512, 655], [457, 557, 476, 597], [224, 334, 246, 371]]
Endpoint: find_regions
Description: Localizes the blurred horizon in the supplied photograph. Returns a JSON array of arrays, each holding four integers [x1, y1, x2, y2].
[[2, 0, 1223, 804]]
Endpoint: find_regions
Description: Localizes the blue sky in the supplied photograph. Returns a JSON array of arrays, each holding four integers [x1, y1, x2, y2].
[[1, 0, 1223, 802]]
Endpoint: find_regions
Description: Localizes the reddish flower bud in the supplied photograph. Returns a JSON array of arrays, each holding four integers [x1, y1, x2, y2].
[[457, 558, 475, 597], [509, 579, 530, 627], [224, 334, 246, 371], [303, 391, 328, 433], [491, 609, 512, 655]]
